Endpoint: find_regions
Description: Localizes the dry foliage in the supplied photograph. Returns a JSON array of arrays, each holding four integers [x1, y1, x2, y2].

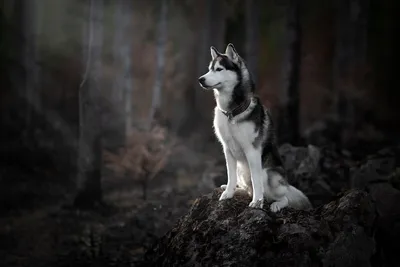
[[103, 125, 178, 182]]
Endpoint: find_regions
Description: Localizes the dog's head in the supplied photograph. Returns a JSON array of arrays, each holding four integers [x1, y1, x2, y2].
[[198, 43, 244, 91]]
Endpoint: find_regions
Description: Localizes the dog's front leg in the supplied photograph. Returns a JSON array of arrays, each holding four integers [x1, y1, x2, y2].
[[245, 148, 264, 208], [219, 147, 237, 200]]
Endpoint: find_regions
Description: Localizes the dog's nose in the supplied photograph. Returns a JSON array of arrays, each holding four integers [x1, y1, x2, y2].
[[198, 77, 205, 84]]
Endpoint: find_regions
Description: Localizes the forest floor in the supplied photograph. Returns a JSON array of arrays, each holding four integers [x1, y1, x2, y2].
[[0, 137, 225, 267], [1, 125, 399, 266]]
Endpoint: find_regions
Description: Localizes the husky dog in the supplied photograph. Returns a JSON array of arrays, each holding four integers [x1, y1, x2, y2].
[[198, 43, 312, 212]]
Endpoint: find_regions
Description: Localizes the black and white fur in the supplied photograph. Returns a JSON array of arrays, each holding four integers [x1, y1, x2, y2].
[[198, 44, 312, 212]]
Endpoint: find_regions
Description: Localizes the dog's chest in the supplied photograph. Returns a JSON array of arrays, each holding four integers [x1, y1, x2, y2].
[[214, 111, 251, 159]]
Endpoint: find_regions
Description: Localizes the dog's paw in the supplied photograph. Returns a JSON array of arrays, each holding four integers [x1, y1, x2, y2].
[[219, 189, 234, 200], [270, 202, 282, 212], [220, 184, 227, 190], [248, 199, 264, 209]]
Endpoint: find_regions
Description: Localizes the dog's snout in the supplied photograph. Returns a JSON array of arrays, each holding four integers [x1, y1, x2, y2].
[[198, 77, 205, 84]]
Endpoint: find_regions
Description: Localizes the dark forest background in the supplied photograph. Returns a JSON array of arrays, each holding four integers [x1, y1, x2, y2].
[[0, 0, 399, 266]]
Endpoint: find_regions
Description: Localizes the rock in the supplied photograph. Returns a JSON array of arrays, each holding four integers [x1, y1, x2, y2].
[[351, 153, 396, 189], [350, 146, 400, 189], [143, 188, 376, 267], [279, 143, 321, 173], [302, 118, 342, 147], [279, 143, 352, 207], [296, 144, 321, 175], [389, 168, 400, 191], [279, 143, 321, 192], [349, 146, 400, 266], [366, 182, 400, 266]]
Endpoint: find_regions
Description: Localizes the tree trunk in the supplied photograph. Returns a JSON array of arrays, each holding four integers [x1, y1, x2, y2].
[[8, 1, 76, 150], [195, 0, 213, 120], [193, 0, 226, 131], [24, 0, 41, 126], [245, 0, 260, 84], [113, 0, 134, 141], [196, 0, 225, 75], [13, 0, 41, 127], [142, 179, 148, 201], [331, 0, 370, 145], [74, 0, 104, 209], [148, 0, 168, 130], [278, 0, 302, 145]]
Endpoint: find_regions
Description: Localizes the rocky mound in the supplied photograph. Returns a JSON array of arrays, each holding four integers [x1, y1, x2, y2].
[[141, 144, 400, 267], [143, 188, 376, 267]]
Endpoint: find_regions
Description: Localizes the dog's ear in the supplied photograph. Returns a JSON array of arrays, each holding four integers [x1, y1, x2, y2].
[[210, 46, 219, 60], [225, 43, 239, 63]]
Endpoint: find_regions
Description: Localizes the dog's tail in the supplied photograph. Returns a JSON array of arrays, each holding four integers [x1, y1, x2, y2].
[[286, 185, 313, 210]]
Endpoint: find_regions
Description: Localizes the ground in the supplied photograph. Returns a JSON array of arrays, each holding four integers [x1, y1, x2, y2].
[[0, 138, 222, 267], [1, 134, 400, 266]]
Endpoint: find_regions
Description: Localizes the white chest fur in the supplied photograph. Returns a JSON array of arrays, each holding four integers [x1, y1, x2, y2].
[[213, 107, 258, 161]]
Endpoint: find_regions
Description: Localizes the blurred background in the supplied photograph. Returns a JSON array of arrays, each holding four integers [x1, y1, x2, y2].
[[1, 0, 399, 266]]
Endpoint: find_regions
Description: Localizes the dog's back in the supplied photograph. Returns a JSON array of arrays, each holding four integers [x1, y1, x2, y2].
[[239, 97, 312, 210]]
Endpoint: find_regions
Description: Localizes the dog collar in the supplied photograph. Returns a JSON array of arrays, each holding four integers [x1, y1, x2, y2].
[[221, 98, 252, 120]]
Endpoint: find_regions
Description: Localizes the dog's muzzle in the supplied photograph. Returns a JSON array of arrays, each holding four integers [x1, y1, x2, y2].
[[198, 77, 210, 89], [198, 77, 206, 86]]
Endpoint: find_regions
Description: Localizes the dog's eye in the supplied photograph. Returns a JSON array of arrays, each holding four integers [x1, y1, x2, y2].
[[215, 68, 223, 72]]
